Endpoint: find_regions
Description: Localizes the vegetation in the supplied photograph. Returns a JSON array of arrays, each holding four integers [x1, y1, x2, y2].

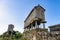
[[0, 31, 25, 40]]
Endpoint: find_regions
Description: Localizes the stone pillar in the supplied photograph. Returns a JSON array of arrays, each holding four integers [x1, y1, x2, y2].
[[27, 27, 29, 31], [25, 28, 28, 31], [43, 23, 45, 29], [28, 26, 30, 30], [32, 23, 35, 29], [35, 21, 39, 28], [30, 24, 33, 30], [25, 28, 26, 31], [24, 28, 26, 31], [33, 26, 35, 29]]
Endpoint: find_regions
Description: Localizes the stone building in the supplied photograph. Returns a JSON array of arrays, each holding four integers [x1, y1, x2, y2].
[[8, 24, 14, 32], [8, 24, 14, 35], [3, 24, 14, 40], [23, 5, 48, 40], [48, 24, 60, 40], [49, 24, 60, 32]]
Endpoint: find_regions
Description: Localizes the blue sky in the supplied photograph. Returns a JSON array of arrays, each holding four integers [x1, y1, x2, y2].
[[0, 0, 60, 35]]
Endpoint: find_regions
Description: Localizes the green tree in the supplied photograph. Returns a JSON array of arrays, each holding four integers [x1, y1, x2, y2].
[[0, 31, 26, 40]]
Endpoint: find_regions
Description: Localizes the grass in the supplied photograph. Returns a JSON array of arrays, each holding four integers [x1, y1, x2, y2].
[[0, 38, 2, 40]]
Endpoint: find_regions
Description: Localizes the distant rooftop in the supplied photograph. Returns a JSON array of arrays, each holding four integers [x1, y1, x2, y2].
[[49, 24, 60, 28]]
